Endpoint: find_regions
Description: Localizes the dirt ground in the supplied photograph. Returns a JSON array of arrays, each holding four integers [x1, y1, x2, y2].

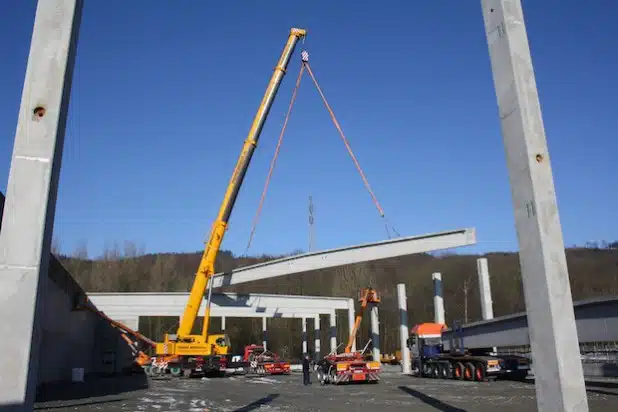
[[34, 370, 618, 412]]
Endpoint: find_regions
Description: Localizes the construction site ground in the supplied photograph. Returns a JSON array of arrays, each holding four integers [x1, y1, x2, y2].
[[35, 365, 618, 411]]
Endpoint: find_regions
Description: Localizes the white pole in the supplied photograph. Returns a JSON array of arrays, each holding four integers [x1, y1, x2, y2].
[[397, 283, 411, 374]]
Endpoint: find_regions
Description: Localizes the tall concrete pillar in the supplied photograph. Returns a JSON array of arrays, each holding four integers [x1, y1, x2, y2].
[[481, 1, 588, 410], [314, 315, 321, 359], [432, 272, 445, 324], [370, 305, 380, 362], [262, 317, 267, 350], [397, 283, 411, 374], [347, 298, 356, 351], [301, 317, 308, 356], [476, 258, 494, 320], [0, 1, 83, 410], [329, 311, 337, 353]]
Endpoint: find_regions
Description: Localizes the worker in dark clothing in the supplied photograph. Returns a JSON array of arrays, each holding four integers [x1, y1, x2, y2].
[[302, 355, 311, 385]]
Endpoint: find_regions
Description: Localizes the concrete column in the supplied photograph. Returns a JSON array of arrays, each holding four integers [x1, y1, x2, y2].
[[347, 298, 356, 351], [397, 283, 411, 374], [221, 316, 226, 332], [370, 305, 380, 362], [314, 315, 321, 359], [432, 272, 445, 324], [481, 1, 588, 410], [0, 1, 83, 410], [329, 311, 337, 353], [262, 317, 267, 350], [476, 258, 494, 320], [301, 317, 308, 356]]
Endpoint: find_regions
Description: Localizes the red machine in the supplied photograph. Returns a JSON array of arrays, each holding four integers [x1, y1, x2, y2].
[[315, 288, 382, 385], [243, 344, 290, 375]]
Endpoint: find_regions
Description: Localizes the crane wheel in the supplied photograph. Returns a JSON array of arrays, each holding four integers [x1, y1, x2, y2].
[[170, 367, 182, 377], [143, 365, 153, 376]]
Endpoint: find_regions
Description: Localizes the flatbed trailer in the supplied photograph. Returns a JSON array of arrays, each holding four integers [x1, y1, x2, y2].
[[414, 352, 530, 381], [408, 322, 531, 382]]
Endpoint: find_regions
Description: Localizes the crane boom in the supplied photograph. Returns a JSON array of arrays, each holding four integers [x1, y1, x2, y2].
[[345, 288, 380, 353], [176, 28, 307, 341]]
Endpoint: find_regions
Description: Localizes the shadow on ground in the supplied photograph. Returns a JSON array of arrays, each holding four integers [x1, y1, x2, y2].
[[398, 386, 467, 412], [34, 372, 148, 408], [523, 377, 618, 397], [234, 393, 279, 411]]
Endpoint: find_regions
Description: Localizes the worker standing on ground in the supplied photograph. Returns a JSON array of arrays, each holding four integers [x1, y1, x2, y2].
[[302, 354, 311, 385]]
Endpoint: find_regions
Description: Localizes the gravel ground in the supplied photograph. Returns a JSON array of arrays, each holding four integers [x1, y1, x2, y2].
[[34, 370, 618, 412]]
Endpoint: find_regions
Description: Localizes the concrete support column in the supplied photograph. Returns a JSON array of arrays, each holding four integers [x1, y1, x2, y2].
[[262, 317, 267, 350], [432, 272, 445, 324], [476, 258, 494, 320], [481, 1, 588, 410], [397, 283, 411, 374], [314, 315, 321, 359], [329, 311, 337, 353], [370, 305, 380, 362], [301, 317, 308, 356], [221, 316, 226, 332], [0, 1, 83, 410], [347, 298, 356, 351]]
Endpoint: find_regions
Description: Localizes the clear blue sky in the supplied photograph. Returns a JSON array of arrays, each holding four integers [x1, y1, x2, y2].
[[1, 1, 616, 258]]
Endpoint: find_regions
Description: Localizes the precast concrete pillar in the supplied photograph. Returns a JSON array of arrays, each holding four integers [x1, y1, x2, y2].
[[397, 283, 411, 374]]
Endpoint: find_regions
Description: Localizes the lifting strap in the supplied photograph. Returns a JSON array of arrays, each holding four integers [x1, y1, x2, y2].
[[244, 64, 306, 254], [244, 52, 399, 254]]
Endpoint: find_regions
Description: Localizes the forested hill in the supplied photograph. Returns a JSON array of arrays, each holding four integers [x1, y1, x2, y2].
[[57, 243, 618, 360]]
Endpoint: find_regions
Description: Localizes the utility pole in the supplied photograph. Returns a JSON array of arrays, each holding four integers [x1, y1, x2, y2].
[[308, 195, 315, 252]]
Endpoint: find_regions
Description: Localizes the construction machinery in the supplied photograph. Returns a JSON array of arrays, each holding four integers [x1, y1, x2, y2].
[[407, 322, 531, 381], [314, 288, 382, 385], [240, 344, 291, 375], [150, 27, 307, 378]]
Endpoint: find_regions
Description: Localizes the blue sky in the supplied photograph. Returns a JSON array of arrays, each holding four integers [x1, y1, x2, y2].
[[1, 1, 616, 258]]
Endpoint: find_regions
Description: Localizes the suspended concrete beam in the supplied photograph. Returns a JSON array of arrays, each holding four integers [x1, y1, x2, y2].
[[211, 228, 476, 288], [481, 1, 587, 410], [0, 1, 82, 410]]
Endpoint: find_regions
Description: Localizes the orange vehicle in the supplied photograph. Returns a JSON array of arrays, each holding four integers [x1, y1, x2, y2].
[[315, 288, 382, 385]]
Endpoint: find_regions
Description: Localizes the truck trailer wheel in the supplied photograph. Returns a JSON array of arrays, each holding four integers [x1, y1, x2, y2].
[[474, 363, 486, 382], [464, 362, 476, 381], [438, 363, 450, 379], [453, 362, 465, 380]]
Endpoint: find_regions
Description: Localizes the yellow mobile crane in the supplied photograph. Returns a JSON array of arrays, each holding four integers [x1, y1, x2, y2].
[[151, 28, 307, 378]]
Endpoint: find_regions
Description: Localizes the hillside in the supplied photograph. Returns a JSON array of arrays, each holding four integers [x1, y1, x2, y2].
[[58, 243, 618, 360]]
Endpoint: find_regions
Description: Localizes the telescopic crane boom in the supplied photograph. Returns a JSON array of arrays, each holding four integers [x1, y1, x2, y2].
[[153, 28, 307, 376]]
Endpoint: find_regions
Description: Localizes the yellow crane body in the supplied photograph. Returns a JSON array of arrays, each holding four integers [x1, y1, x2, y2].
[[153, 28, 307, 372]]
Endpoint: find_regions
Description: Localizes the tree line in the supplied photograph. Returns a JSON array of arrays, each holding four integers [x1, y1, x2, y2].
[[56, 241, 618, 362]]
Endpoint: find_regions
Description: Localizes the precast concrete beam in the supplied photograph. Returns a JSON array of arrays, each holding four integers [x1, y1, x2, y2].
[[0, 1, 82, 410], [101, 307, 330, 320], [88, 292, 350, 312], [348, 298, 356, 352], [481, 1, 587, 410], [476, 258, 494, 320], [211, 229, 476, 288]]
